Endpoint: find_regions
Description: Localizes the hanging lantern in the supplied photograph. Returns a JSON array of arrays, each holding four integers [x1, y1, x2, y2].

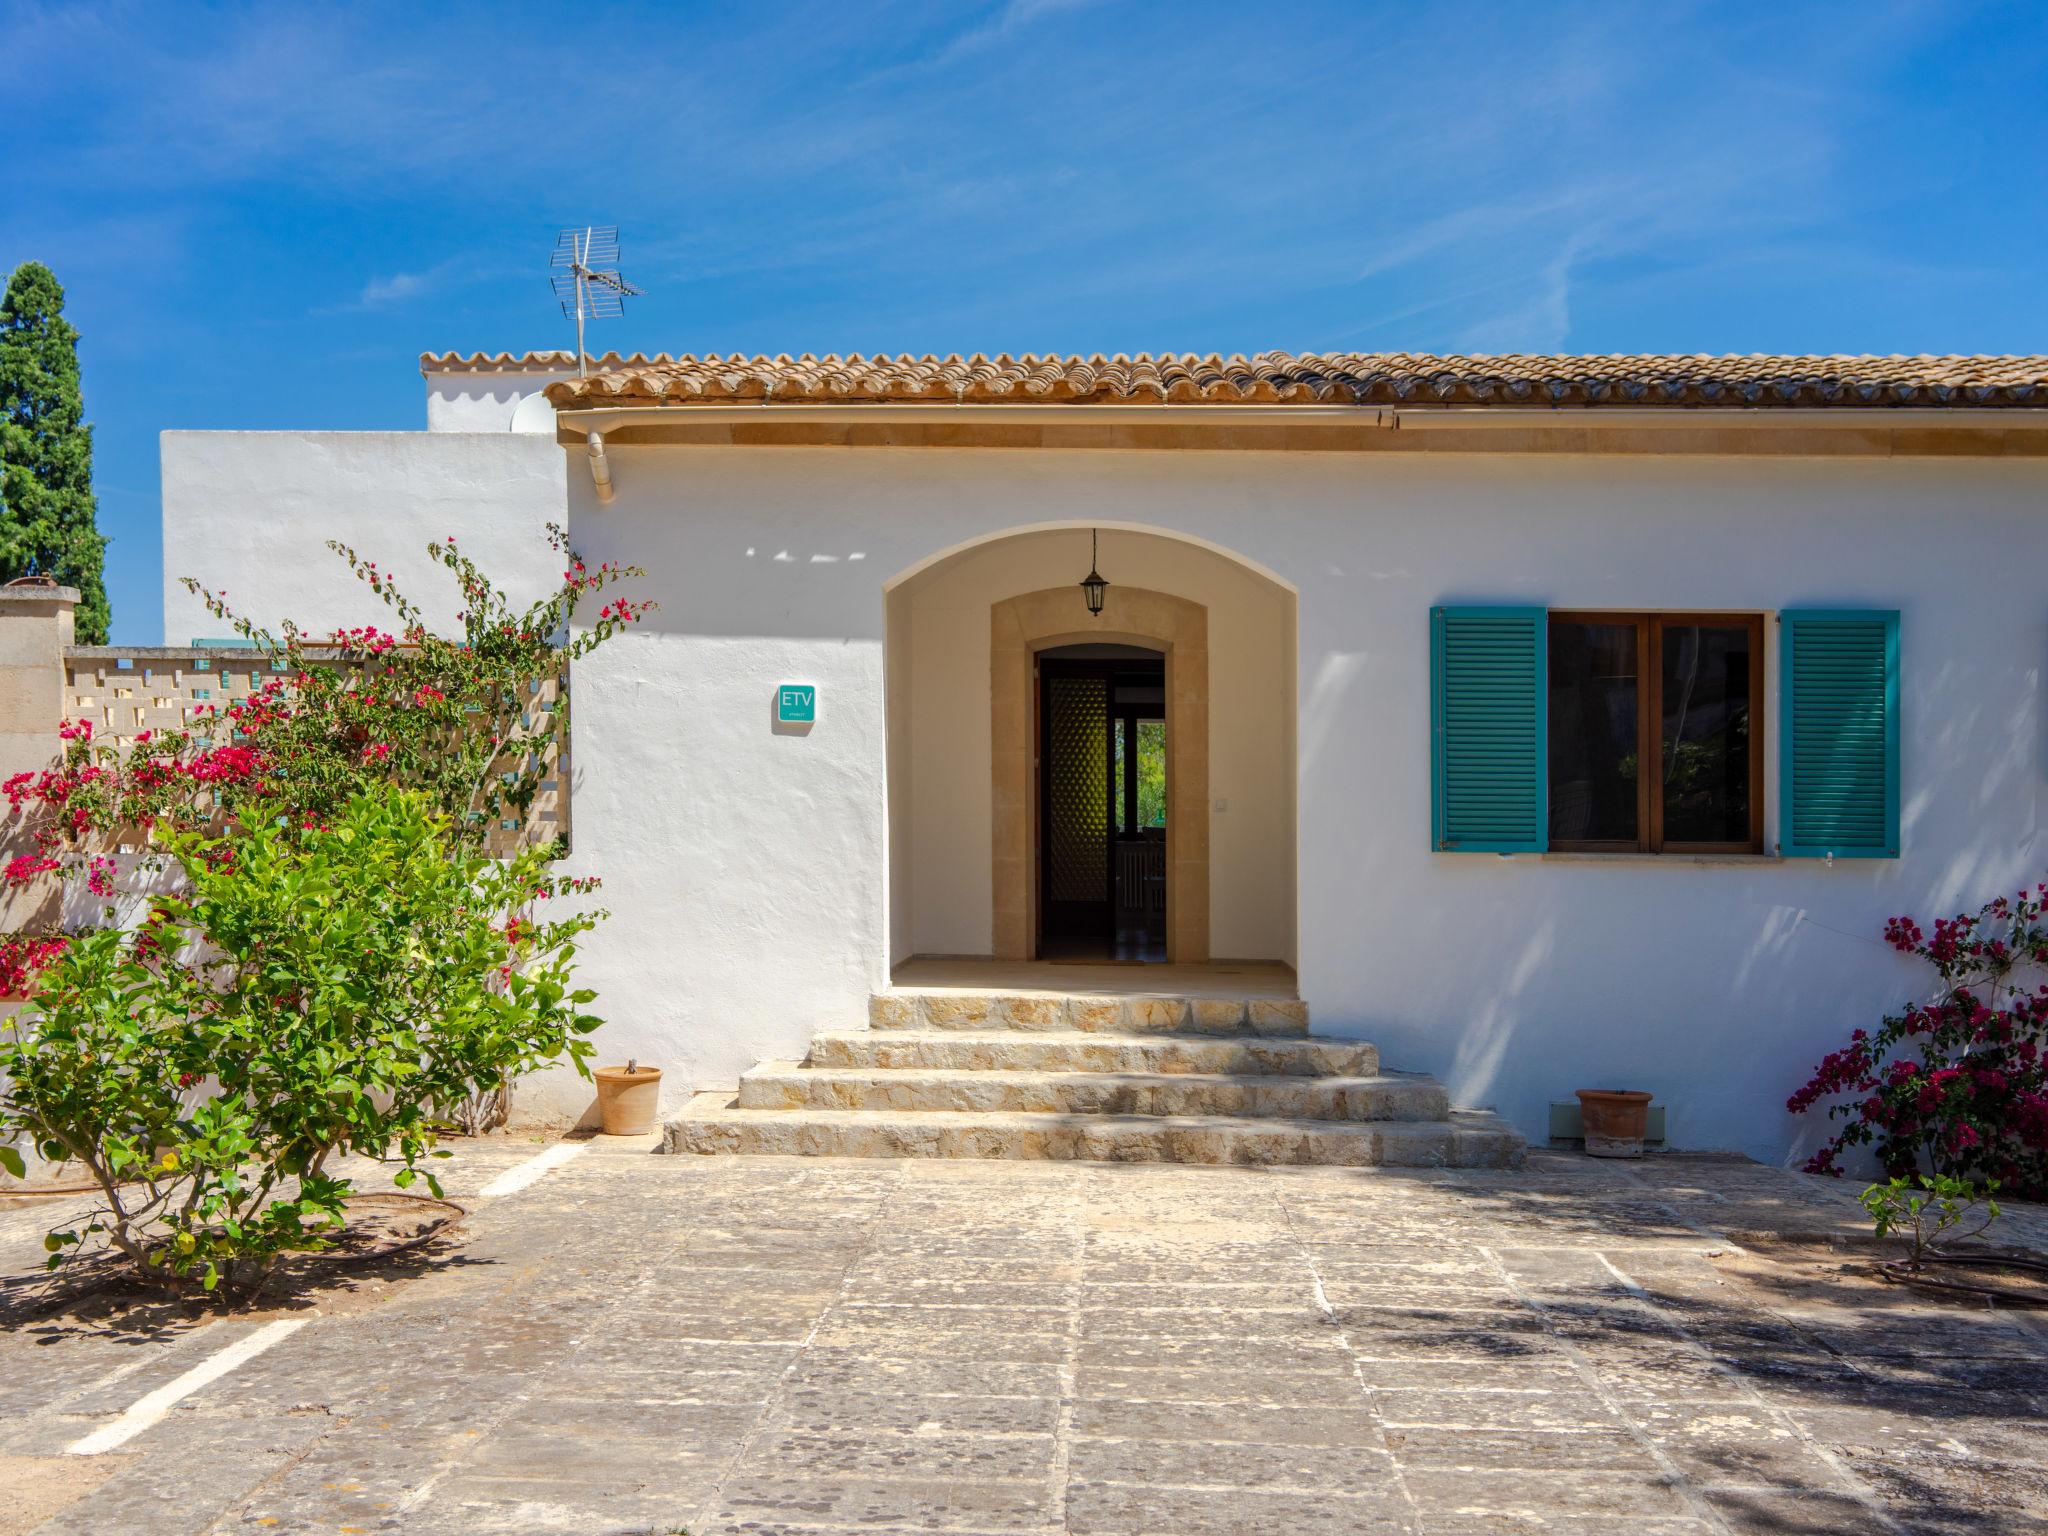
[[1079, 528, 1108, 617]]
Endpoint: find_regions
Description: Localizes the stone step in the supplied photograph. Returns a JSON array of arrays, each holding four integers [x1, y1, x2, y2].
[[669, 1093, 1527, 1168], [806, 1029, 1378, 1078], [737, 1064, 1444, 1121], [871, 992, 1309, 1037]]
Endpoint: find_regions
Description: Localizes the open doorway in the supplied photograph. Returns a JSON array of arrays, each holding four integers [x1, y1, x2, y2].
[[1038, 644, 1166, 962]]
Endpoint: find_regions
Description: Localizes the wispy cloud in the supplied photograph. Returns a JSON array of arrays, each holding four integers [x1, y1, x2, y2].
[[928, 0, 1103, 66], [1455, 231, 1597, 354], [862, 0, 1107, 81], [310, 256, 490, 317], [359, 271, 428, 306], [1352, 186, 1615, 287]]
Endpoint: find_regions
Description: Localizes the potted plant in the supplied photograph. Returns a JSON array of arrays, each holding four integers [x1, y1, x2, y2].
[[594, 1059, 663, 1136], [1575, 1088, 1653, 1158]]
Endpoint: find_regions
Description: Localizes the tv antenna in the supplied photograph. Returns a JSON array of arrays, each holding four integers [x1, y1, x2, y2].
[[550, 226, 644, 377]]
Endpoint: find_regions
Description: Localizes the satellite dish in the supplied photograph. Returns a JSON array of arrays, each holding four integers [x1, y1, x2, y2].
[[510, 390, 557, 435]]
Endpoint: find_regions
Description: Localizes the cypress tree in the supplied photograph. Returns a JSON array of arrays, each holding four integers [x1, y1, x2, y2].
[[0, 263, 110, 642]]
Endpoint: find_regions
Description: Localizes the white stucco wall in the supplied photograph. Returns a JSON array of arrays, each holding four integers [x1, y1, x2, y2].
[[558, 442, 2047, 1162], [889, 527, 1297, 962], [160, 432, 566, 643], [544, 477, 894, 1109], [424, 367, 574, 433], [885, 588, 916, 966]]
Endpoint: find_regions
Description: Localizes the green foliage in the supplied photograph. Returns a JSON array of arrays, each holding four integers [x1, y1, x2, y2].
[[1859, 1172, 2000, 1268], [1113, 719, 1167, 830], [0, 787, 603, 1296], [1134, 719, 1166, 828], [0, 263, 109, 642], [3, 527, 653, 887], [176, 524, 651, 850]]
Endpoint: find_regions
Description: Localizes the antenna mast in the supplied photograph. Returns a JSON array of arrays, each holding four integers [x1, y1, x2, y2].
[[550, 226, 644, 377]]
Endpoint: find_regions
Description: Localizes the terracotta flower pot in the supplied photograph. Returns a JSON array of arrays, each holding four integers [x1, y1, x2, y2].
[[593, 1064, 663, 1136], [1575, 1088, 1653, 1158]]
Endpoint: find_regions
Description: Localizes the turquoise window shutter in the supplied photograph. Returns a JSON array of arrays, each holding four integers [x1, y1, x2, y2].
[[1431, 607, 1548, 852], [1779, 610, 1899, 858]]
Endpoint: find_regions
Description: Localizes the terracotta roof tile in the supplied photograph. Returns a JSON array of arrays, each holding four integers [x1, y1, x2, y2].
[[533, 351, 2048, 410], [420, 350, 665, 374]]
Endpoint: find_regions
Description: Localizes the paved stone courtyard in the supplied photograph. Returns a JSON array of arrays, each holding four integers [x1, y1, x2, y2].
[[2, 1138, 2045, 1535]]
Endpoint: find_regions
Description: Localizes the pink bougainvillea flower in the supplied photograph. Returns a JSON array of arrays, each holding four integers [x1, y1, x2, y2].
[[3, 853, 62, 886]]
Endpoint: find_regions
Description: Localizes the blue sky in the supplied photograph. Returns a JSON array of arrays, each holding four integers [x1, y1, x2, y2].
[[4, 0, 2045, 642]]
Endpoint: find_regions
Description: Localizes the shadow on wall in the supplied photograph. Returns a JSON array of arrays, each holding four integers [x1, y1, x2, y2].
[[569, 489, 888, 644]]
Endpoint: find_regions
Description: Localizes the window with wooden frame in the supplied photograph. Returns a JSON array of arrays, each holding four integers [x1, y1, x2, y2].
[[1546, 612, 1764, 854]]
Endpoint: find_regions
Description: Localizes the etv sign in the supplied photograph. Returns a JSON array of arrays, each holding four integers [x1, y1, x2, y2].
[[777, 684, 816, 724]]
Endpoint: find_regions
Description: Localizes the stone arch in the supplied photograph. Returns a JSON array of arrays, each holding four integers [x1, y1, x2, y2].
[[885, 518, 1300, 598], [883, 524, 1295, 972], [992, 586, 1208, 962]]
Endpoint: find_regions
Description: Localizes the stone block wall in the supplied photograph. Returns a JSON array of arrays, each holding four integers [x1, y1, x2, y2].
[[0, 587, 76, 794], [0, 586, 79, 933]]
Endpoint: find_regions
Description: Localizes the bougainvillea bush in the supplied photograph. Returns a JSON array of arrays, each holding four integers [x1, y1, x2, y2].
[[0, 789, 603, 1295], [1, 523, 651, 873], [0, 526, 648, 1137], [1788, 884, 2048, 1199]]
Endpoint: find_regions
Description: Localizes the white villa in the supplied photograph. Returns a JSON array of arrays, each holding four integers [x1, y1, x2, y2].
[[142, 348, 2048, 1169]]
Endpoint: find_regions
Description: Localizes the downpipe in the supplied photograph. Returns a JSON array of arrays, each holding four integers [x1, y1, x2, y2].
[[585, 431, 615, 504]]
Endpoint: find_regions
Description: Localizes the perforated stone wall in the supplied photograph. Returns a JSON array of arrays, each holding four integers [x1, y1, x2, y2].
[[62, 647, 570, 854]]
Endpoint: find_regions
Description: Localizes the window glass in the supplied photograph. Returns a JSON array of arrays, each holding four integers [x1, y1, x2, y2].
[[1136, 720, 1166, 828], [1661, 623, 1752, 844], [1549, 622, 1639, 843]]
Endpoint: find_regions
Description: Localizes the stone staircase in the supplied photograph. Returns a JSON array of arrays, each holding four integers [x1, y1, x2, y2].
[[666, 986, 1526, 1168]]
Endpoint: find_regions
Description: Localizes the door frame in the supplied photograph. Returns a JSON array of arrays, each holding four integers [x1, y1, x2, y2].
[[991, 585, 1208, 962]]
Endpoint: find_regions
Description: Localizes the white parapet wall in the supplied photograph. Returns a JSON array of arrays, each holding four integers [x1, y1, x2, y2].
[[424, 358, 576, 434], [160, 431, 566, 644]]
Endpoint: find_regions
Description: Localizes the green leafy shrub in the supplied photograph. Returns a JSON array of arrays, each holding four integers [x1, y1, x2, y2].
[[0, 787, 602, 1295], [1859, 1172, 2000, 1267]]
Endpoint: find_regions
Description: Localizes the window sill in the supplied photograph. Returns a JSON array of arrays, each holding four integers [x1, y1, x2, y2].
[[1540, 851, 1783, 867]]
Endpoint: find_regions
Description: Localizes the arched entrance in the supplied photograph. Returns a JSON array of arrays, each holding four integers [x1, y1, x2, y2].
[[883, 525, 1297, 973]]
